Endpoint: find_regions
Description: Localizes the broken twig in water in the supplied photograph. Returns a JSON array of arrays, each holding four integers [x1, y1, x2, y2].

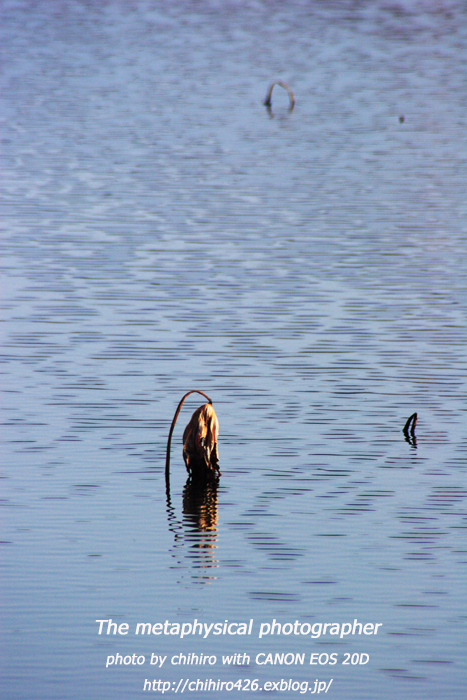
[[165, 391, 220, 486], [403, 412, 418, 448], [264, 81, 295, 112]]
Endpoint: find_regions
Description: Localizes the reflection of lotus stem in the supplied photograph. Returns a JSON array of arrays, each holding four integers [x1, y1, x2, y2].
[[165, 390, 215, 484], [264, 81, 295, 110]]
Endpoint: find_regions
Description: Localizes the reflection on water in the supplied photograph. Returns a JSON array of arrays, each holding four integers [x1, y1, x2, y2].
[[183, 478, 219, 534], [166, 475, 220, 583]]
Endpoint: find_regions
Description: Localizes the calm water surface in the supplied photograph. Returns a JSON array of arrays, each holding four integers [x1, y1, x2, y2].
[[1, 1, 466, 698]]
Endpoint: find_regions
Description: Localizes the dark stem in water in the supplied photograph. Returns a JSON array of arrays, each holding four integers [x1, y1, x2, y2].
[[403, 412, 418, 448]]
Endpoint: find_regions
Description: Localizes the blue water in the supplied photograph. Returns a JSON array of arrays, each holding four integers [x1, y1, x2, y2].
[[1, 1, 466, 698]]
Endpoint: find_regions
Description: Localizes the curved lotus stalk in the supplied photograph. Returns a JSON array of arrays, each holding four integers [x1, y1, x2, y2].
[[183, 403, 220, 478], [264, 80, 295, 112], [165, 391, 220, 486], [403, 412, 418, 448]]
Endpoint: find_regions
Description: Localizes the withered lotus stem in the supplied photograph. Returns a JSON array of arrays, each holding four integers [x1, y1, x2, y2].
[[165, 390, 218, 483], [403, 412, 418, 438], [264, 81, 295, 110]]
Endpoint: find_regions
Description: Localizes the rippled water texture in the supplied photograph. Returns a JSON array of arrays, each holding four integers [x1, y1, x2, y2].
[[1, 1, 467, 698]]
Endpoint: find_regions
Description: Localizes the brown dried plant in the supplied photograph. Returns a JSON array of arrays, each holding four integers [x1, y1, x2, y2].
[[183, 403, 220, 476], [165, 391, 220, 484]]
